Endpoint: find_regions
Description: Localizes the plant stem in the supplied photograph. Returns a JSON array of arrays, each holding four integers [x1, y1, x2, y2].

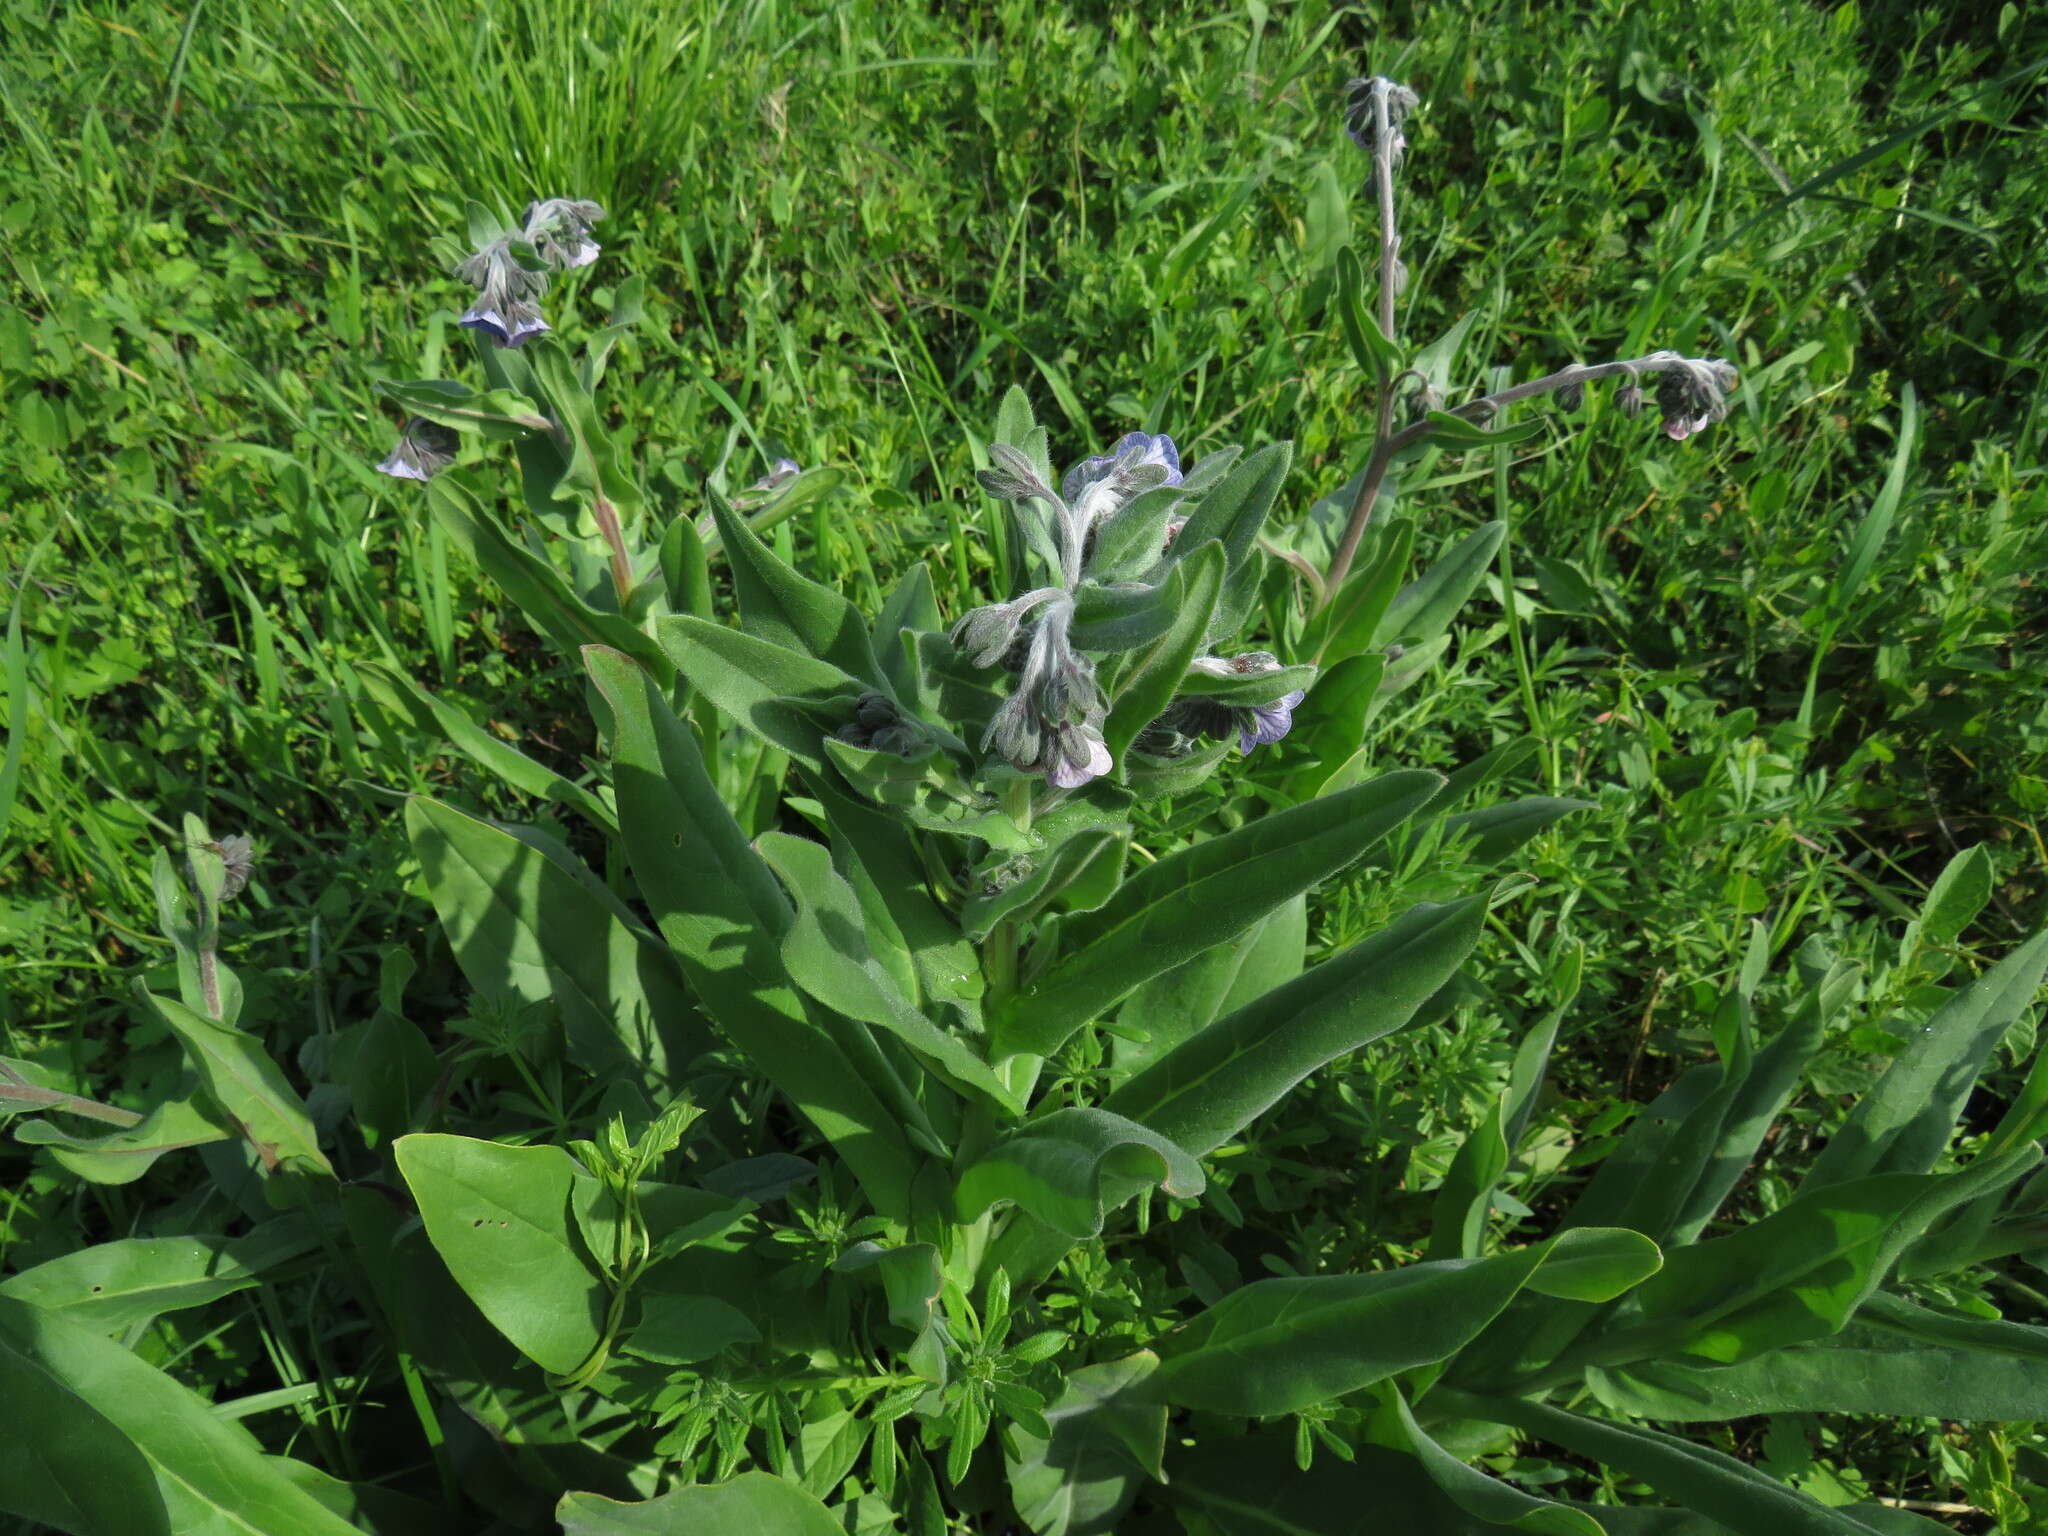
[[591, 491, 634, 604], [1372, 80, 1401, 342], [1322, 353, 1695, 598]]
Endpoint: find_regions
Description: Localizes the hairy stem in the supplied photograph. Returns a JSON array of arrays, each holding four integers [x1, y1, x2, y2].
[[1322, 353, 1697, 598], [591, 491, 634, 604], [1372, 80, 1401, 342], [0, 1072, 146, 1128]]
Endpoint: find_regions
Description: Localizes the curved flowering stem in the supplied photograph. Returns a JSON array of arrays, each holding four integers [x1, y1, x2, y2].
[[1320, 351, 1738, 601]]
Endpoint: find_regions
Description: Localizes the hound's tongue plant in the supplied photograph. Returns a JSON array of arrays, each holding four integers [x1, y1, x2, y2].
[[4, 65, 2040, 1536]]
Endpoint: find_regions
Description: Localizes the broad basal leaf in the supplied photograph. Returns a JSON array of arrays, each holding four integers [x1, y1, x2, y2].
[[394, 1134, 607, 1377], [954, 1108, 1203, 1241]]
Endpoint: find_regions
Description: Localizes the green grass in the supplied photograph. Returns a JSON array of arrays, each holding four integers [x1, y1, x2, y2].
[[4, 0, 2047, 1521]]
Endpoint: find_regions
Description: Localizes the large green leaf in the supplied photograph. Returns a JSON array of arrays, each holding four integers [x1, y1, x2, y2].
[[0, 1299, 167, 1536], [706, 493, 886, 687], [1802, 929, 2048, 1190], [1104, 896, 1487, 1155], [407, 798, 704, 1080], [756, 830, 1018, 1120], [657, 614, 861, 771], [0, 1226, 315, 1332], [1136, 1228, 1658, 1416], [360, 662, 616, 833], [1443, 1391, 1909, 1536], [1373, 1385, 1602, 1536], [557, 1472, 842, 1535], [1103, 545, 1224, 766], [14, 1092, 229, 1184], [393, 1134, 607, 1377], [140, 990, 331, 1186], [1374, 520, 1506, 649], [585, 646, 921, 1218], [1005, 1353, 1166, 1536], [1619, 1149, 2039, 1364], [993, 769, 1442, 1060], [0, 1296, 363, 1536], [1109, 903, 1290, 1080], [1165, 1434, 1496, 1534], [1587, 1335, 2048, 1421], [954, 1108, 1203, 1240], [1165, 441, 1293, 574]]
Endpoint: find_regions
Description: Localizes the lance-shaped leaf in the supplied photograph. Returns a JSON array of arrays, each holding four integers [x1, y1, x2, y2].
[[0, 1226, 316, 1333], [558, 1472, 843, 1535], [377, 376, 551, 438], [0, 1296, 363, 1536], [1305, 516, 1415, 668], [1859, 1289, 2048, 1362], [1168, 1435, 1478, 1534], [1587, 1334, 2048, 1422], [955, 1108, 1202, 1240], [1619, 1148, 2040, 1364], [1802, 929, 2048, 1191], [523, 340, 646, 520], [1088, 485, 1185, 584], [1174, 662, 1319, 707], [585, 646, 921, 1217], [657, 613, 860, 771], [993, 769, 1442, 1061], [14, 1092, 229, 1185], [1109, 900, 1295, 1080], [706, 492, 885, 687], [1163, 440, 1293, 574], [394, 1134, 606, 1376], [1442, 797, 1592, 864], [1135, 1227, 1658, 1416], [407, 798, 707, 1080], [756, 831, 1019, 1119], [361, 662, 616, 833], [1371, 1384, 1603, 1536], [428, 479, 669, 677], [1335, 245, 1404, 377], [1441, 1390, 1918, 1536], [1375, 519, 1507, 650], [140, 989, 331, 1185], [1005, 1353, 1166, 1536], [1104, 895, 1487, 1155], [1103, 544, 1223, 766]]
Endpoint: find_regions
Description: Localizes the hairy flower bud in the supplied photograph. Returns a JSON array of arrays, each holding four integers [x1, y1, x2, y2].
[[522, 197, 605, 270], [1342, 75, 1420, 161], [978, 442, 1056, 503]]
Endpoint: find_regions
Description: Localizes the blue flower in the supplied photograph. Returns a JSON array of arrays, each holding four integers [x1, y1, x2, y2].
[[1061, 431, 1183, 502], [458, 301, 550, 348], [1239, 689, 1306, 755], [375, 418, 460, 481]]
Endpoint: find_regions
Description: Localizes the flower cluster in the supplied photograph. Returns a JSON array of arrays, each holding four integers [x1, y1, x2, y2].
[[957, 431, 1188, 792], [455, 197, 605, 348], [1173, 653, 1306, 756], [974, 597, 1112, 790]]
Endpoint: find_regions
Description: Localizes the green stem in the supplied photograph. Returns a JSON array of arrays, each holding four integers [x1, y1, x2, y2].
[[1493, 447, 1557, 791]]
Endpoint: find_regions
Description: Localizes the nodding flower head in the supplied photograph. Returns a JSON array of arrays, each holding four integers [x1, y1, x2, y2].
[[522, 197, 604, 270], [978, 597, 1113, 789], [458, 300, 550, 348], [1175, 652, 1309, 757], [209, 833, 257, 900], [1649, 354, 1739, 441], [376, 418, 460, 482], [1343, 75, 1421, 161], [453, 196, 601, 348]]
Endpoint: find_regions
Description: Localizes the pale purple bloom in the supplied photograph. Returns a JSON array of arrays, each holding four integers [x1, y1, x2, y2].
[[376, 418, 459, 481], [1062, 431, 1183, 502], [459, 302, 550, 348], [1239, 690, 1306, 755], [522, 198, 604, 272], [1651, 355, 1738, 442], [1047, 724, 1113, 789]]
